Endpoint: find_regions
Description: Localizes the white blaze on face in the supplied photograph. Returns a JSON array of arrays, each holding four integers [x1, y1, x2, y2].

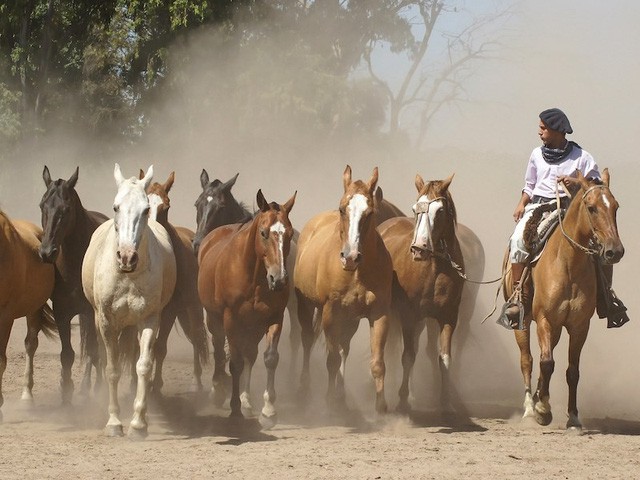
[[206, 195, 213, 203], [347, 194, 368, 251], [601, 193, 611, 209], [270, 220, 287, 275], [414, 194, 443, 250], [148, 193, 163, 221]]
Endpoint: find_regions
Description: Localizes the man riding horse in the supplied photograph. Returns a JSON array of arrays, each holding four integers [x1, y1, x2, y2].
[[500, 107, 629, 330]]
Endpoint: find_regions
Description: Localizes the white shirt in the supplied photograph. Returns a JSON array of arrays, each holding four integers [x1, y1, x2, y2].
[[523, 144, 600, 199]]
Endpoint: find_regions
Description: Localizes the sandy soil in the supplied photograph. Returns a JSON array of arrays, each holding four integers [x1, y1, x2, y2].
[[1, 316, 639, 480]]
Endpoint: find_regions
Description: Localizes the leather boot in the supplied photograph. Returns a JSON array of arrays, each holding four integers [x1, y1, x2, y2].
[[596, 262, 630, 328], [498, 263, 527, 330]]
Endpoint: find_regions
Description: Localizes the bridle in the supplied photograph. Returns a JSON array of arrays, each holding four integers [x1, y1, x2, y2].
[[411, 195, 447, 253]]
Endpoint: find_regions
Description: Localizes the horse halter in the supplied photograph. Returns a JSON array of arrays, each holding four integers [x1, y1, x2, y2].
[[411, 196, 447, 253]]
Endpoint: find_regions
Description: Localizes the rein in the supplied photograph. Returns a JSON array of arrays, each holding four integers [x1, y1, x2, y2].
[[413, 196, 501, 285], [556, 182, 603, 256]]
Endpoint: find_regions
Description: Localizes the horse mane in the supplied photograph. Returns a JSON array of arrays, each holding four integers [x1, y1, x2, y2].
[[424, 180, 458, 225]]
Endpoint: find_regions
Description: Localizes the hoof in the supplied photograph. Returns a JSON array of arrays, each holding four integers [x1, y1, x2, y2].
[[535, 410, 553, 426], [105, 424, 124, 437], [259, 412, 278, 430], [396, 400, 412, 416], [565, 425, 584, 436], [128, 426, 148, 441]]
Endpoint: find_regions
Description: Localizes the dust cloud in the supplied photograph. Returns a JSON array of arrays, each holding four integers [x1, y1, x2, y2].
[[1, 0, 639, 426]]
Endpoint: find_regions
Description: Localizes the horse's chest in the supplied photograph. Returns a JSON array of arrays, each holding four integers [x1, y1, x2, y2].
[[339, 286, 377, 308]]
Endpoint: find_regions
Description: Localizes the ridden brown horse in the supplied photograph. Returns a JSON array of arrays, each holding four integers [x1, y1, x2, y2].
[[294, 165, 393, 413], [378, 174, 465, 412], [504, 169, 624, 431], [144, 171, 209, 393], [38, 166, 107, 402], [197, 189, 296, 428], [0, 209, 57, 420]]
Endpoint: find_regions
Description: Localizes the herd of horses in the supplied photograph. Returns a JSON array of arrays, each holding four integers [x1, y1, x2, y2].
[[0, 163, 624, 439]]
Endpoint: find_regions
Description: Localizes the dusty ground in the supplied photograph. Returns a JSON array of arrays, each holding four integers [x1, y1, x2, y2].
[[1, 317, 639, 480]]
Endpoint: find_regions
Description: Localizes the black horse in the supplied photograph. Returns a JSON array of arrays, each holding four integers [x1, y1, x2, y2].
[[38, 166, 108, 403]]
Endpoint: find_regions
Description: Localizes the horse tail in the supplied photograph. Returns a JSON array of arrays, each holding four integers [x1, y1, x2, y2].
[[118, 325, 138, 377], [176, 306, 210, 366], [38, 303, 58, 340]]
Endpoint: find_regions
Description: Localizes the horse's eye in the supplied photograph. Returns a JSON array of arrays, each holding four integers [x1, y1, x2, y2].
[[588, 206, 597, 214], [144, 207, 150, 216], [113, 205, 119, 213], [261, 229, 269, 239], [339, 207, 346, 215]]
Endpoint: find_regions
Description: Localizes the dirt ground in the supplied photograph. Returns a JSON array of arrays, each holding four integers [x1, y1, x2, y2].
[[1, 315, 639, 480]]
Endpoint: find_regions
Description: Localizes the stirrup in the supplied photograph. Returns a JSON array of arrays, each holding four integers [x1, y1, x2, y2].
[[607, 293, 630, 329], [497, 299, 526, 331]]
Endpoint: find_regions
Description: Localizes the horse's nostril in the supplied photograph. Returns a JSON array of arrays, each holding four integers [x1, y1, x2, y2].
[[116, 251, 121, 260]]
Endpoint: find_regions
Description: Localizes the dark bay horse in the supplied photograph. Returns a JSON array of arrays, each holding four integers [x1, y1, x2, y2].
[[193, 169, 300, 402], [39, 166, 108, 402], [197, 189, 296, 428], [504, 169, 624, 431], [294, 165, 393, 413], [378, 174, 466, 412], [144, 171, 209, 393], [0, 209, 57, 419], [82, 164, 176, 438]]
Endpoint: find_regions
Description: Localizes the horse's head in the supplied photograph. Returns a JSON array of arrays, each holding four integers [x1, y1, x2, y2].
[[38, 166, 80, 263], [338, 165, 379, 271], [144, 170, 174, 224], [572, 169, 624, 264], [193, 169, 240, 255], [254, 189, 296, 291], [113, 163, 153, 272], [410, 173, 457, 261]]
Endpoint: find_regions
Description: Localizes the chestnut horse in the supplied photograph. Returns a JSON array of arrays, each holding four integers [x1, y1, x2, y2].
[[193, 169, 300, 402], [294, 165, 393, 413], [82, 164, 176, 438], [144, 171, 209, 393], [0, 209, 56, 419], [38, 166, 108, 402], [197, 189, 296, 428], [504, 169, 624, 431], [378, 174, 466, 412]]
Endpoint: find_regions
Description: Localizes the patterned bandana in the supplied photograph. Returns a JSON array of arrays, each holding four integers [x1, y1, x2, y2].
[[541, 141, 579, 164]]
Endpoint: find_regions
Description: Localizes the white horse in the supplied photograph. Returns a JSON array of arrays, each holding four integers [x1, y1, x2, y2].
[[82, 164, 176, 439]]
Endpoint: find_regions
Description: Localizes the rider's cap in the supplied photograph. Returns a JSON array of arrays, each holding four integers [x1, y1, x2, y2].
[[539, 108, 573, 134]]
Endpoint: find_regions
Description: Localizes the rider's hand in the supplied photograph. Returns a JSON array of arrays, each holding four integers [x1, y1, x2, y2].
[[513, 204, 525, 223]]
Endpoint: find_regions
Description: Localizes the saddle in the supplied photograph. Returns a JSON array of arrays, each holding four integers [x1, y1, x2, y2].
[[522, 202, 563, 261]]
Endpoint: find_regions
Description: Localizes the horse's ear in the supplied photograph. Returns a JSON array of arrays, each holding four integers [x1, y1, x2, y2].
[[138, 169, 145, 180], [368, 167, 379, 193], [343, 165, 352, 192], [256, 189, 269, 212], [283, 191, 297, 214], [374, 186, 383, 208], [441, 173, 455, 191], [224, 173, 239, 192], [67, 166, 79, 188], [43, 165, 52, 187], [415, 174, 425, 193], [114, 163, 126, 186], [164, 171, 175, 193], [601, 168, 610, 187], [200, 169, 210, 189], [141, 165, 154, 190]]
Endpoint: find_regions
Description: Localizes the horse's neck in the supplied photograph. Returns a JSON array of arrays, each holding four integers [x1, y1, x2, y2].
[[545, 198, 592, 267], [63, 200, 93, 251], [231, 201, 253, 224]]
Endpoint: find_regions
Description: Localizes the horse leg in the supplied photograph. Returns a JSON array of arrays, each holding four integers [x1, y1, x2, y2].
[[369, 313, 390, 414], [54, 303, 75, 405], [566, 322, 589, 431], [514, 325, 534, 419], [336, 319, 359, 405], [239, 340, 258, 417], [296, 291, 315, 401], [533, 316, 562, 426], [287, 289, 301, 379], [260, 320, 282, 430], [152, 307, 173, 394], [206, 309, 228, 407], [79, 311, 102, 396], [21, 312, 41, 402], [397, 314, 420, 414], [227, 335, 245, 419], [0, 318, 14, 419], [186, 304, 207, 392], [99, 321, 124, 437], [129, 317, 158, 440], [323, 306, 342, 410], [437, 317, 457, 411]]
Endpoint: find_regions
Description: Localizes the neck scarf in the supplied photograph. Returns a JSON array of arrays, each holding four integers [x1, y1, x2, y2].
[[541, 141, 579, 164]]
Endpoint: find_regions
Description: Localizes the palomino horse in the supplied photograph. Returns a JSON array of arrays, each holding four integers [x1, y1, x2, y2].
[[38, 166, 108, 402], [504, 169, 624, 431], [143, 171, 208, 393], [197, 189, 296, 428], [193, 169, 300, 403], [0, 209, 56, 419], [82, 164, 176, 438], [294, 165, 393, 413], [378, 174, 466, 412]]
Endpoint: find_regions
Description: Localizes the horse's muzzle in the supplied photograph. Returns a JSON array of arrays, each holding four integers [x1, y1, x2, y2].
[[117, 249, 139, 272], [268, 275, 288, 292], [39, 245, 58, 264], [410, 245, 430, 261], [340, 250, 361, 271], [602, 241, 624, 265]]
